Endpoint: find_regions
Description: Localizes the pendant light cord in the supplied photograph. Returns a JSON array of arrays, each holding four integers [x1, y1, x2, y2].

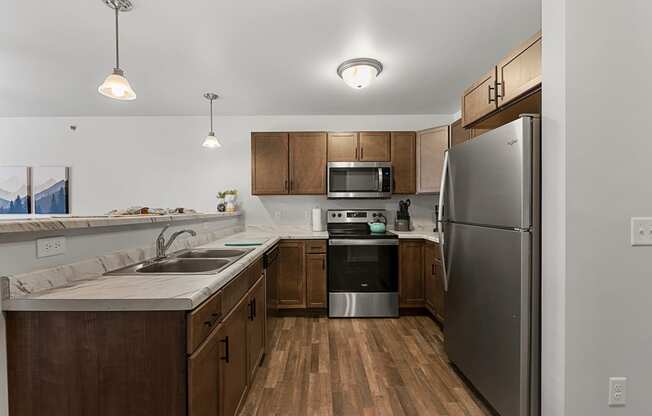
[[114, 3, 120, 69], [209, 98, 214, 132]]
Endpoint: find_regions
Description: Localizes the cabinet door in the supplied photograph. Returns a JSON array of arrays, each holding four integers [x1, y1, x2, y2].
[[449, 119, 470, 148], [497, 31, 542, 107], [433, 259, 445, 322], [462, 69, 497, 127], [246, 276, 266, 382], [423, 243, 437, 311], [399, 240, 424, 307], [416, 126, 449, 194], [306, 253, 327, 308], [278, 241, 306, 308], [358, 132, 390, 161], [289, 132, 327, 194], [327, 132, 359, 161], [188, 326, 220, 416], [390, 132, 416, 194], [220, 298, 248, 416], [251, 133, 289, 195]]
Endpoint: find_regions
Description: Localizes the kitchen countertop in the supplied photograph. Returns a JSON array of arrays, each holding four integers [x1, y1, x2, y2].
[[2, 227, 437, 312], [0, 212, 241, 235]]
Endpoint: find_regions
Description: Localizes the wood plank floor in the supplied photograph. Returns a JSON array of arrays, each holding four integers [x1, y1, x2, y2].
[[239, 316, 491, 416]]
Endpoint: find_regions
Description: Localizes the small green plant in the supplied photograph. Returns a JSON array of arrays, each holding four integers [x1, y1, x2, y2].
[[217, 189, 238, 199]]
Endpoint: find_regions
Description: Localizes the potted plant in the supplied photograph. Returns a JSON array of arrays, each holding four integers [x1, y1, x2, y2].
[[216, 191, 227, 212]]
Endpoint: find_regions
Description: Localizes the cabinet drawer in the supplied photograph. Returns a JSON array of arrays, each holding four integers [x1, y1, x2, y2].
[[222, 270, 251, 318], [187, 290, 223, 353], [305, 240, 326, 254]]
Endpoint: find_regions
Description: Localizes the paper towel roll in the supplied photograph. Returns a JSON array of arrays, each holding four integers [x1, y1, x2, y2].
[[312, 207, 323, 231]]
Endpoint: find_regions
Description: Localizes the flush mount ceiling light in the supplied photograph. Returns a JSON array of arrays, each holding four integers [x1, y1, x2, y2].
[[337, 58, 383, 90], [202, 93, 222, 149], [98, 0, 136, 100]]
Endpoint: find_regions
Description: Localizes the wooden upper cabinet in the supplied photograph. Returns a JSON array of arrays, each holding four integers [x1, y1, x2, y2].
[[390, 132, 416, 194], [416, 126, 449, 194], [278, 241, 306, 308], [449, 119, 469, 148], [462, 68, 497, 127], [327, 132, 358, 161], [289, 132, 327, 194], [358, 132, 390, 161], [497, 31, 542, 107], [251, 132, 289, 195]]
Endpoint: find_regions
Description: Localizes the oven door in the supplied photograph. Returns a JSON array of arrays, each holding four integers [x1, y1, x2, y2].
[[328, 239, 399, 292], [327, 162, 391, 198]]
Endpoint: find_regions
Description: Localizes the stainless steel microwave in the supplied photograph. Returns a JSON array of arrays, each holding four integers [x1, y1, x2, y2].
[[327, 162, 392, 199]]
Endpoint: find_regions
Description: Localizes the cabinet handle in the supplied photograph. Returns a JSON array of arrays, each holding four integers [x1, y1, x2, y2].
[[355, 147, 358, 159], [432, 263, 435, 275], [322, 258, 325, 270], [360, 147, 364, 160], [220, 336, 230, 363], [290, 180, 293, 192], [284, 180, 288, 191], [488, 84, 496, 103], [203, 312, 220, 327], [253, 297, 257, 319], [248, 300, 254, 321], [496, 81, 504, 99]]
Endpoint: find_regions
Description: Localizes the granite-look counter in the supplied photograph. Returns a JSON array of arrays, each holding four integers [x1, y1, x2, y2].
[[389, 228, 440, 243], [0, 212, 241, 235], [1, 228, 329, 312]]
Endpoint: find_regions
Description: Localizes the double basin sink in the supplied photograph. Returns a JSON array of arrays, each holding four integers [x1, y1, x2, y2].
[[105, 248, 254, 276]]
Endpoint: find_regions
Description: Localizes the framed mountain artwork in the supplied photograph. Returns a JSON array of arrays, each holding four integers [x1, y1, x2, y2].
[[33, 166, 70, 214], [0, 166, 31, 214]]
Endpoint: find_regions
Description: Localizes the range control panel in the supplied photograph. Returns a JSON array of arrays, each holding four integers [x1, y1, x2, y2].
[[327, 209, 387, 223]]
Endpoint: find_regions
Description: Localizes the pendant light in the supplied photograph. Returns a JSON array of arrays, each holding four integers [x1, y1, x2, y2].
[[98, 0, 137, 100], [337, 58, 383, 90], [202, 93, 221, 148]]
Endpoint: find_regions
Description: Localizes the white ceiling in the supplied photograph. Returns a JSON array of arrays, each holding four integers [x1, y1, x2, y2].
[[1, 0, 540, 117]]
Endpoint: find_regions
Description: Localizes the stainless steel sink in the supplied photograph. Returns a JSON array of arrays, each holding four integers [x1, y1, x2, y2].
[[104, 247, 254, 276], [174, 248, 253, 259]]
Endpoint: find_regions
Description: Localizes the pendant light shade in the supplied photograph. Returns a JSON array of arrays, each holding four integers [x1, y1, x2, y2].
[[98, 68, 136, 100], [98, 0, 136, 100], [202, 93, 221, 149], [337, 58, 383, 89]]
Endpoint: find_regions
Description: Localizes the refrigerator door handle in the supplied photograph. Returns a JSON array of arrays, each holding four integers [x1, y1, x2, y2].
[[437, 150, 450, 292]]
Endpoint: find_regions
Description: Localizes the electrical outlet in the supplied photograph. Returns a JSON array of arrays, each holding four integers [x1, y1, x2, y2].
[[37, 236, 67, 258], [608, 377, 627, 406], [631, 217, 652, 245]]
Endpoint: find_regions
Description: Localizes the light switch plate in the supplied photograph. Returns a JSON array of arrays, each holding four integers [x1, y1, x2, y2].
[[608, 377, 627, 406], [630, 217, 652, 245], [37, 236, 66, 258]]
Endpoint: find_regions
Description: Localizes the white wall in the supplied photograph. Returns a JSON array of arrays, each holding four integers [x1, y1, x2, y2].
[[0, 114, 452, 226], [543, 0, 652, 414]]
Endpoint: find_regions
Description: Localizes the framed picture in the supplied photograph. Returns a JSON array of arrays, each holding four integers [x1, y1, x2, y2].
[[33, 166, 70, 214], [0, 166, 31, 214]]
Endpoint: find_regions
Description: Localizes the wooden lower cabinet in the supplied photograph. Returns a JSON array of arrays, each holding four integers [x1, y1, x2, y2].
[[423, 241, 444, 322], [399, 240, 424, 307], [246, 276, 266, 382], [306, 253, 327, 308], [278, 241, 306, 308], [220, 296, 249, 416], [188, 326, 221, 416]]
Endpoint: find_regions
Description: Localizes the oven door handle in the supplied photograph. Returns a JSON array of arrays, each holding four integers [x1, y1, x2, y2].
[[329, 239, 399, 246]]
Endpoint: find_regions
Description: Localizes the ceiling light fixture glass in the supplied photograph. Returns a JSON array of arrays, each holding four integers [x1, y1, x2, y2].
[[337, 58, 383, 89], [202, 93, 221, 149], [98, 0, 136, 100]]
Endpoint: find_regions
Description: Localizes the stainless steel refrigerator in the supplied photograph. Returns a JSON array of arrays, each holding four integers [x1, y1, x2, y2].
[[437, 115, 540, 416]]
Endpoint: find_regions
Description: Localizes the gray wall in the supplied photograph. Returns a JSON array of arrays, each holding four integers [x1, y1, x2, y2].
[[543, 0, 652, 414]]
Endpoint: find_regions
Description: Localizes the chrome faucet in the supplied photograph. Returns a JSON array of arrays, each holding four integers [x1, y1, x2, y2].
[[155, 225, 197, 259]]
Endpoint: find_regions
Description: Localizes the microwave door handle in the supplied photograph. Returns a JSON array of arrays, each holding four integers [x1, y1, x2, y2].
[[378, 168, 383, 192], [437, 151, 450, 292]]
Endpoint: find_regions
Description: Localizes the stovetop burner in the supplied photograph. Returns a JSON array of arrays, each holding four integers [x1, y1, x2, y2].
[[326, 209, 397, 240]]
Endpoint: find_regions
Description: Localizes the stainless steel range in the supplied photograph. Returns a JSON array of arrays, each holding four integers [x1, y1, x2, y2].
[[327, 209, 399, 318]]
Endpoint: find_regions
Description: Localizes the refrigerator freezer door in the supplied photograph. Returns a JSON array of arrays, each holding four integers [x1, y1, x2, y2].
[[445, 117, 534, 229], [444, 222, 532, 416]]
